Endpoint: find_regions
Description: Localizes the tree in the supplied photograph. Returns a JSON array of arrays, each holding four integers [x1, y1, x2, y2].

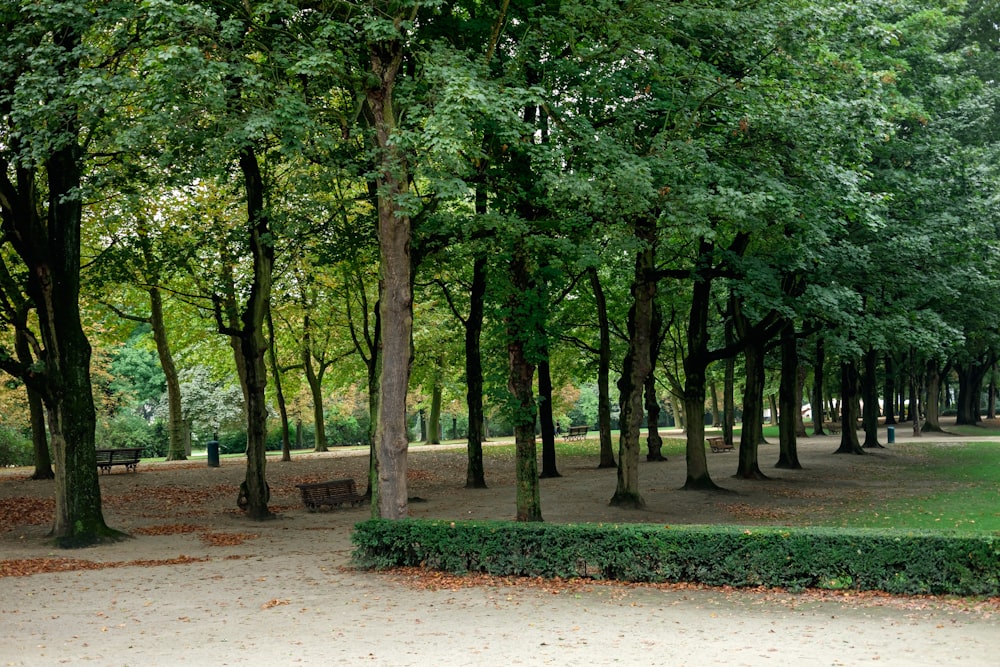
[[0, 0, 131, 545]]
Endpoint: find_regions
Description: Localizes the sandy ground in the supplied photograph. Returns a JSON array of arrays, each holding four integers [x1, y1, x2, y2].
[[1, 425, 999, 666]]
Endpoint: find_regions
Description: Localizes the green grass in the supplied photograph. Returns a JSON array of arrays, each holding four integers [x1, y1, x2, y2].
[[834, 441, 1000, 533]]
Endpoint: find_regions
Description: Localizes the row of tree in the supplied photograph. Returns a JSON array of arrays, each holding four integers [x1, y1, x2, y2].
[[1, 0, 997, 545]]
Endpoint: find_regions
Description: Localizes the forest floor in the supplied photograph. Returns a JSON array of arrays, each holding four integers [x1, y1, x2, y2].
[[1, 422, 999, 666]]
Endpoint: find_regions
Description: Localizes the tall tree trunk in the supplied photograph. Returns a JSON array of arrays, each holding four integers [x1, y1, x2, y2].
[[795, 362, 808, 438], [709, 382, 721, 427], [736, 339, 769, 479], [723, 320, 736, 448], [955, 361, 988, 426], [776, 320, 802, 470], [236, 145, 274, 521], [303, 314, 328, 452], [465, 254, 488, 488], [644, 373, 665, 461], [611, 218, 656, 507], [812, 336, 827, 435], [834, 359, 865, 454], [883, 354, 897, 425], [861, 347, 883, 448], [368, 35, 412, 520], [508, 243, 542, 522], [266, 306, 292, 462], [149, 287, 186, 462], [588, 267, 616, 468], [426, 360, 443, 445], [538, 356, 561, 478], [645, 302, 666, 462], [922, 360, 944, 432], [12, 316, 53, 480]]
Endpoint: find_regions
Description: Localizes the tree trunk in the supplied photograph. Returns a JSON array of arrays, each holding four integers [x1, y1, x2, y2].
[[861, 347, 883, 448], [368, 37, 412, 520], [811, 337, 826, 435], [303, 315, 328, 452], [736, 339, 769, 479], [883, 354, 897, 425], [955, 361, 988, 426], [776, 320, 802, 469], [834, 359, 865, 454], [236, 145, 274, 521], [644, 373, 665, 461], [464, 254, 488, 488], [427, 361, 443, 445], [507, 243, 542, 522], [266, 306, 292, 462], [12, 317, 53, 480], [149, 287, 186, 462], [922, 360, 944, 433], [723, 320, 736, 448], [588, 267, 616, 469], [538, 357, 561, 478], [611, 218, 656, 507], [0, 43, 119, 544], [795, 362, 808, 438]]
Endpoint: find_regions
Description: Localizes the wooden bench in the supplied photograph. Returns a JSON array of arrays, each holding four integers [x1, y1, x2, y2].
[[706, 436, 733, 453], [562, 425, 589, 441], [95, 447, 142, 473], [296, 478, 365, 512]]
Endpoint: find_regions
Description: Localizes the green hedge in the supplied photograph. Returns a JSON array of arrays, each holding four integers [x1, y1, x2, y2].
[[352, 519, 1000, 596]]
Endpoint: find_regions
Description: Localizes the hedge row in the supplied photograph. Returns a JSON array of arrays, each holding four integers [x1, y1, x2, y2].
[[351, 519, 1000, 596]]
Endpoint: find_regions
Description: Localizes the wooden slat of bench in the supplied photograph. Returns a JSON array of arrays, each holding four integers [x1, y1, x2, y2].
[[562, 426, 589, 441], [706, 436, 732, 453], [296, 478, 365, 511], [95, 448, 142, 473]]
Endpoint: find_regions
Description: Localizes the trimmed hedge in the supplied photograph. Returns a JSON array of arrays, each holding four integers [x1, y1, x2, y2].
[[352, 519, 1000, 596]]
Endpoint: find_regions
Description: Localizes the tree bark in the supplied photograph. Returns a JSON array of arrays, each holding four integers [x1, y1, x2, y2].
[[644, 373, 665, 461], [611, 218, 656, 507], [236, 145, 274, 521], [811, 337, 827, 435], [508, 243, 543, 521], [464, 254, 488, 488], [149, 287, 186, 462], [368, 36, 412, 520], [922, 360, 944, 433], [776, 320, 802, 469], [427, 360, 443, 445], [736, 338, 769, 479], [883, 354, 897, 425], [861, 347, 883, 448], [303, 314, 328, 452], [679, 242, 719, 490], [266, 306, 292, 462], [588, 267, 616, 468], [834, 360, 865, 454], [538, 357, 561, 478]]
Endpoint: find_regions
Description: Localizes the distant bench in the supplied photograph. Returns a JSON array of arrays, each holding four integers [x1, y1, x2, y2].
[[706, 436, 733, 453], [562, 425, 589, 441], [95, 447, 142, 474], [296, 478, 365, 512]]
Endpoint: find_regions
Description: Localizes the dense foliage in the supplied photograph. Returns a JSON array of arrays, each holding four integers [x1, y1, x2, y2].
[[353, 519, 1000, 596]]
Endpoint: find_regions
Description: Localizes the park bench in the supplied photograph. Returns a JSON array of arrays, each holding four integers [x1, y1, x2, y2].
[[95, 447, 142, 474], [706, 436, 733, 453], [562, 425, 589, 441], [296, 478, 365, 512]]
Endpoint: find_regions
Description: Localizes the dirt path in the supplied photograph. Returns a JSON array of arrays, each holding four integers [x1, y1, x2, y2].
[[2, 425, 999, 665]]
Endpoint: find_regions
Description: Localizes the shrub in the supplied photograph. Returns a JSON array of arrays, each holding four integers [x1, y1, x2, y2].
[[96, 413, 165, 458], [352, 519, 1000, 596], [0, 426, 33, 467]]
